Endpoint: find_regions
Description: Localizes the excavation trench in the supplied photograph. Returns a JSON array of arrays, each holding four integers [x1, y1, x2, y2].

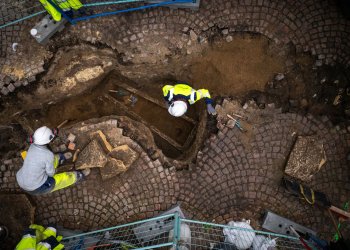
[[7, 34, 346, 161], [8, 35, 294, 160], [22, 71, 201, 158]]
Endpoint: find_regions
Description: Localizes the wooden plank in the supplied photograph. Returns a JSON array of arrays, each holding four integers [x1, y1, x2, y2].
[[72, 149, 80, 163], [110, 82, 197, 125], [330, 205, 350, 220], [103, 94, 184, 151], [57, 119, 69, 128], [328, 208, 343, 238], [15, 116, 34, 134]]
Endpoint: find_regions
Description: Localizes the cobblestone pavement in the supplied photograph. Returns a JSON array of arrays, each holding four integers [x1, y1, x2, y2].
[[1, 0, 350, 95], [1, 107, 349, 239], [0, 0, 350, 244], [70, 0, 350, 65]]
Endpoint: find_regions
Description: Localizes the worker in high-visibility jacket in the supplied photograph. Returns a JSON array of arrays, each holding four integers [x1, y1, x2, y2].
[[162, 83, 217, 117], [16, 126, 90, 195], [39, 0, 83, 22], [15, 224, 64, 250]]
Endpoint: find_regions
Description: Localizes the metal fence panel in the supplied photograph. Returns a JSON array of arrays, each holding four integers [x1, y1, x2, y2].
[[61, 213, 308, 250], [180, 219, 306, 250], [0, 0, 195, 29], [62, 213, 176, 249]]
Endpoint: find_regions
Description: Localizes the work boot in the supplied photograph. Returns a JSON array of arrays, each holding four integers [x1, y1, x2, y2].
[[75, 171, 83, 182], [75, 169, 90, 182], [82, 168, 91, 177]]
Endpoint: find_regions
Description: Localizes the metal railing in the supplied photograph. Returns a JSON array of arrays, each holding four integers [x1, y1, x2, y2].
[[0, 0, 195, 29], [0, 0, 45, 28], [61, 213, 307, 249]]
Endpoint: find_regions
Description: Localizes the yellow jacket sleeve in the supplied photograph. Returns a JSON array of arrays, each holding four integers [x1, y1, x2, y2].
[[162, 85, 174, 101]]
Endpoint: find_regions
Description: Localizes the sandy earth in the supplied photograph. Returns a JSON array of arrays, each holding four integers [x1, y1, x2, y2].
[[190, 34, 286, 96]]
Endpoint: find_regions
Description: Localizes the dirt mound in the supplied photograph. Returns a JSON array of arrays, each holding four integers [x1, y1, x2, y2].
[[190, 34, 286, 96]]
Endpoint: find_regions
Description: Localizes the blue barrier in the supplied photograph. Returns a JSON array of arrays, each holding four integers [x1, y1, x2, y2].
[[0, 10, 46, 29], [74, 0, 193, 22], [0, 0, 198, 29]]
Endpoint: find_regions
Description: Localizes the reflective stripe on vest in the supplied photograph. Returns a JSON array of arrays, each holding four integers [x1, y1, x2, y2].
[[15, 235, 36, 250], [22, 234, 36, 239], [55, 0, 70, 11], [46, 227, 57, 235], [168, 88, 174, 101], [189, 89, 196, 104], [37, 241, 51, 250]]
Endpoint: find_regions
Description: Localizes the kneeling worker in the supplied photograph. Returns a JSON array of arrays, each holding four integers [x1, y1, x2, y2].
[[16, 126, 89, 195], [163, 83, 217, 117]]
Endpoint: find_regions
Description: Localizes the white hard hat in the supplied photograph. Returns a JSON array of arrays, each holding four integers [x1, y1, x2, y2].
[[168, 100, 188, 117], [33, 126, 55, 145]]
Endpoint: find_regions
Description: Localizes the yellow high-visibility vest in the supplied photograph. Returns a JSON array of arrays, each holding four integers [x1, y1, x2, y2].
[[15, 225, 64, 250], [39, 0, 83, 21], [162, 84, 212, 105]]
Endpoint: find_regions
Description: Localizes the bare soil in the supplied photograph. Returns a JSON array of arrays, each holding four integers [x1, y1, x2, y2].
[[0, 32, 349, 245], [190, 35, 286, 96], [0, 194, 35, 250], [0, 33, 349, 159], [19, 72, 198, 158]]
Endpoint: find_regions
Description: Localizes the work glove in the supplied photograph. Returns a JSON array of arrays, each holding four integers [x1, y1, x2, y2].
[[58, 153, 66, 165], [207, 103, 217, 115]]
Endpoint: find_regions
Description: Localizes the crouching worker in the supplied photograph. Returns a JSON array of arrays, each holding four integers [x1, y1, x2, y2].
[[15, 224, 64, 250], [162, 83, 217, 117], [16, 126, 89, 195]]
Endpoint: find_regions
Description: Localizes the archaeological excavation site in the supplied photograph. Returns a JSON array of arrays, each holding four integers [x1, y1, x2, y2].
[[0, 0, 350, 249]]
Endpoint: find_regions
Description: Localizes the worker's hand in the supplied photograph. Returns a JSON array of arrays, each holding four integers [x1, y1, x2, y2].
[[58, 153, 66, 165], [207, 104, 217, 115]]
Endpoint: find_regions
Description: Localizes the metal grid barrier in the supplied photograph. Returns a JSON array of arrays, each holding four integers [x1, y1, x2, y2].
[[0, 0, 196, 61], [62, 213, 177, 249], [0, 0, 44, 28], [0, 0, 141, 28], [61, 213, 307, 249], [180, 219, 306, 250], [45, 0, 194, 24], [0, 0, 195, 29]]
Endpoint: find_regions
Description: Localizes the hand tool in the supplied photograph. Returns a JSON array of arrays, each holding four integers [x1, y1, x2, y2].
[[289, 226, 312, 250]]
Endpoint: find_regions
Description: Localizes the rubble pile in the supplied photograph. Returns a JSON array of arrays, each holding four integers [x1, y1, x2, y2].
[[52, 119, 139, 180]]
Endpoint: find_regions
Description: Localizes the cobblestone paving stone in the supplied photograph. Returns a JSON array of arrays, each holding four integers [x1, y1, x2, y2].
[[0, 0, 350, 240], [68, 0, 350, 66], [0, 0, 42, 61], [1, 0, 350, 95], [183, 112, 350, 234], [0, 112, 349, 238]]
